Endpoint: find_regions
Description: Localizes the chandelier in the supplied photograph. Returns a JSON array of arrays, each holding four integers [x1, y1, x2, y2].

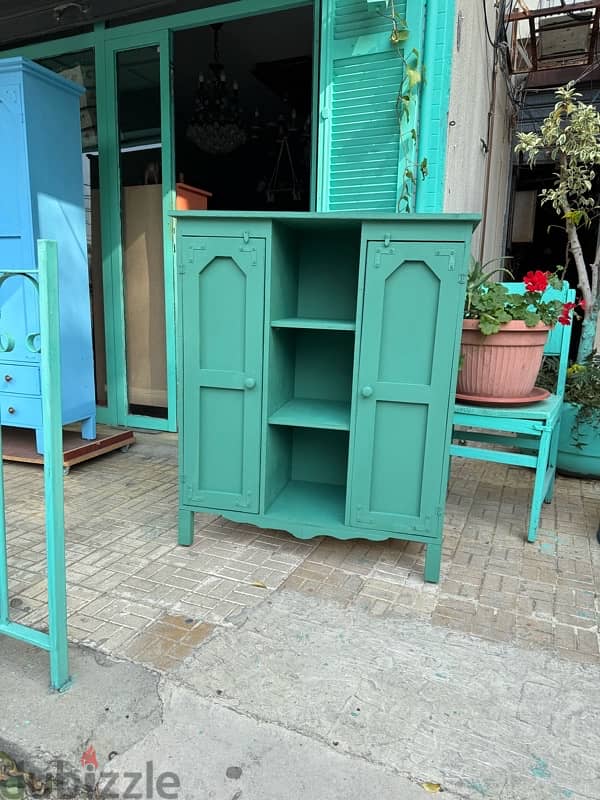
[[186, 23, 247, 156]]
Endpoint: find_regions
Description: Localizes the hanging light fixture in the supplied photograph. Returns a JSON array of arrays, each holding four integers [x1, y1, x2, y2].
[[186, 23, 247, 156]]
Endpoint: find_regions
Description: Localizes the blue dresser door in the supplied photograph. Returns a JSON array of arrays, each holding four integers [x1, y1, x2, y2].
[[0, 84, 27, 267], [180, 236, 265, 513], [350, 241, 463, 535], [0, 84, 39, 364]]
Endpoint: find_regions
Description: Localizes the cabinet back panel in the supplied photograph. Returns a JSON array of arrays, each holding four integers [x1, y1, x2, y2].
[[270, 225, 300, 322], [296, 229, 360, 320], [266, 330, 295, 415], [292, 428, 349, 486], [294, 330, 354, 402]]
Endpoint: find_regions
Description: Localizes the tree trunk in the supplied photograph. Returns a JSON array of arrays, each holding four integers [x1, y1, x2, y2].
[[565, 218, 594, 312], [577, 304, 599, 362]]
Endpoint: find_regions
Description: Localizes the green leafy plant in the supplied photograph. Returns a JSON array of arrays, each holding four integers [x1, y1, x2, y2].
[[376, 0, 427, 212], [515, 83, 600, 363], [537, 353, 600, 445], [464, 260, 579, 336]]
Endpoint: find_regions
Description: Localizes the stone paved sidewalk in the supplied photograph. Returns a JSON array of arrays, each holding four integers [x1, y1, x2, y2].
[[3, 428, 600, 672]]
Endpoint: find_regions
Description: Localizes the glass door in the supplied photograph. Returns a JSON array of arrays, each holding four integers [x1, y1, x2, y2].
[[117, 45, 166, 420], [102, 32, 175, 431]]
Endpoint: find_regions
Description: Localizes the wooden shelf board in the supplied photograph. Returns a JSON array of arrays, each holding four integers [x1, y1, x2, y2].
[[268, 398, 351, 431], [271, 317, 355, 331], [267, 480, 346, 525]]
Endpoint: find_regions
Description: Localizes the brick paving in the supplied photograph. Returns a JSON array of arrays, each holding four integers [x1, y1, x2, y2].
[[3, 429, 600, 671]]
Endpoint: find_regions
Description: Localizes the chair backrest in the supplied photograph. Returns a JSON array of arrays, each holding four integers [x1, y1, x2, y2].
[[502, 280, 575, 398]]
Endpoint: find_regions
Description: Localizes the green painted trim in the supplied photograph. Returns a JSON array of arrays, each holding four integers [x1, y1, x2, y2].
[[181, 504, 440, 544], [96, 27, 124, 426], [95, 406, 112, 425], [309, 0, 321, 211], [315, 0, 332, 212], [38, 241, 71, 691], [0, 31, 95, 59], [160, 28, 177, 433], [416, 0, 456, 212], [101, 30, 172, 430], [124, 413, 169, 431], [103, 0, 311, 41]]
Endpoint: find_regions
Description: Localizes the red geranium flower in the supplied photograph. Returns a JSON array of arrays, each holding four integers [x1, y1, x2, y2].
[[523, 270, 550, 293], [558, 301, 577, 325]]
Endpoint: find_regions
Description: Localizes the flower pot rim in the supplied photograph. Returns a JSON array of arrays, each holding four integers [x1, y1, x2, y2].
[[462, 319, 552, 332]]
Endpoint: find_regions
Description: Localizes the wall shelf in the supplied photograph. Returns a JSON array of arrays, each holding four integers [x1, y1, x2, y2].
[[271, 317, 355, 331], [267, 480, 346, 525], [268, 398, 350, 431]]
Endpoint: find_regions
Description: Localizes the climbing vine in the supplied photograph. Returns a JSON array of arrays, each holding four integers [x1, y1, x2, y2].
[[376, 0, 427, 212]]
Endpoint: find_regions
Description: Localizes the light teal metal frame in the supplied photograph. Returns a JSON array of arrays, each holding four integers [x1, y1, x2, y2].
[[0, 241, 71, 692]]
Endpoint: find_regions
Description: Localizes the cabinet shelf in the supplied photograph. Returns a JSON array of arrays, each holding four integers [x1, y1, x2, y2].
[[271, 317, 355, 332], [267, 480, 346, 525], [269, 398, 351, 431]]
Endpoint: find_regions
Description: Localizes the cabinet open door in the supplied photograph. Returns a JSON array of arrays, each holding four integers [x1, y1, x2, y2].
[[349, 241, 464, 535], [179, 236, 265, 513]]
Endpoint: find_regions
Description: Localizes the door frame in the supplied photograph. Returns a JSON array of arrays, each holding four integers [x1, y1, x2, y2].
[[98, 28, 175, 431]]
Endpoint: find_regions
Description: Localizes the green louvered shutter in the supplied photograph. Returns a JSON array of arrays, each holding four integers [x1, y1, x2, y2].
[[317, 0, 424, 212]]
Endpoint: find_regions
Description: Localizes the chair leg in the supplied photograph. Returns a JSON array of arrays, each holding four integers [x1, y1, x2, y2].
[[544, 424, 560, 504], [528, 429, 552, 544]]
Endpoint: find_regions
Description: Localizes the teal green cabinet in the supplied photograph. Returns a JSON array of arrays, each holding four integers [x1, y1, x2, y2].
[[175, 212, 478, 582]]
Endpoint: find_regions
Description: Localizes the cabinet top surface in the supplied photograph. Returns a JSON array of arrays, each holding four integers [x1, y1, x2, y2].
[[0, 56, 84, 97], [171, 211, 480, 229]]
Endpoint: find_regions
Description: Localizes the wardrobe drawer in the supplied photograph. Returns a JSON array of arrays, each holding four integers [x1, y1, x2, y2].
[[0, 394, 42, 427], [0, 365, 40, 396]]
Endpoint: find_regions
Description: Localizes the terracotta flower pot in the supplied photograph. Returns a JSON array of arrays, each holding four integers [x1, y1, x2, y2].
[[457, 319, 550, 400]]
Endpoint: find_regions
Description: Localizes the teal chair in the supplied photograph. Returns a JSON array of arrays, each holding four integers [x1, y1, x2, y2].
[[450, 281, 575, 543]]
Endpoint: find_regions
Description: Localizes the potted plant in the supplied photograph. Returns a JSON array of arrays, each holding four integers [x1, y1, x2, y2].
[[538, 354, 600, 477], [458, 261, 575, 402], [516, 83, 600, 475]]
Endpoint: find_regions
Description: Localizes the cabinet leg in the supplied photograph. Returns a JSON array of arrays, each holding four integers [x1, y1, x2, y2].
[[81, 416, 96, 441], [35, 428, 45, 455], [178, 508, 194, 546], [424, 542, 442, 584]]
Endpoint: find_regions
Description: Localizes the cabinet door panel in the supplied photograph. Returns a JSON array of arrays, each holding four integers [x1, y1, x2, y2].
[[180, 237, 265, 513], [350, 241, 463, 535]]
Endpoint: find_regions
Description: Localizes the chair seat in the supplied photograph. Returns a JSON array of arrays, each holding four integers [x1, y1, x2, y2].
[[454, 392, 562, 424]]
